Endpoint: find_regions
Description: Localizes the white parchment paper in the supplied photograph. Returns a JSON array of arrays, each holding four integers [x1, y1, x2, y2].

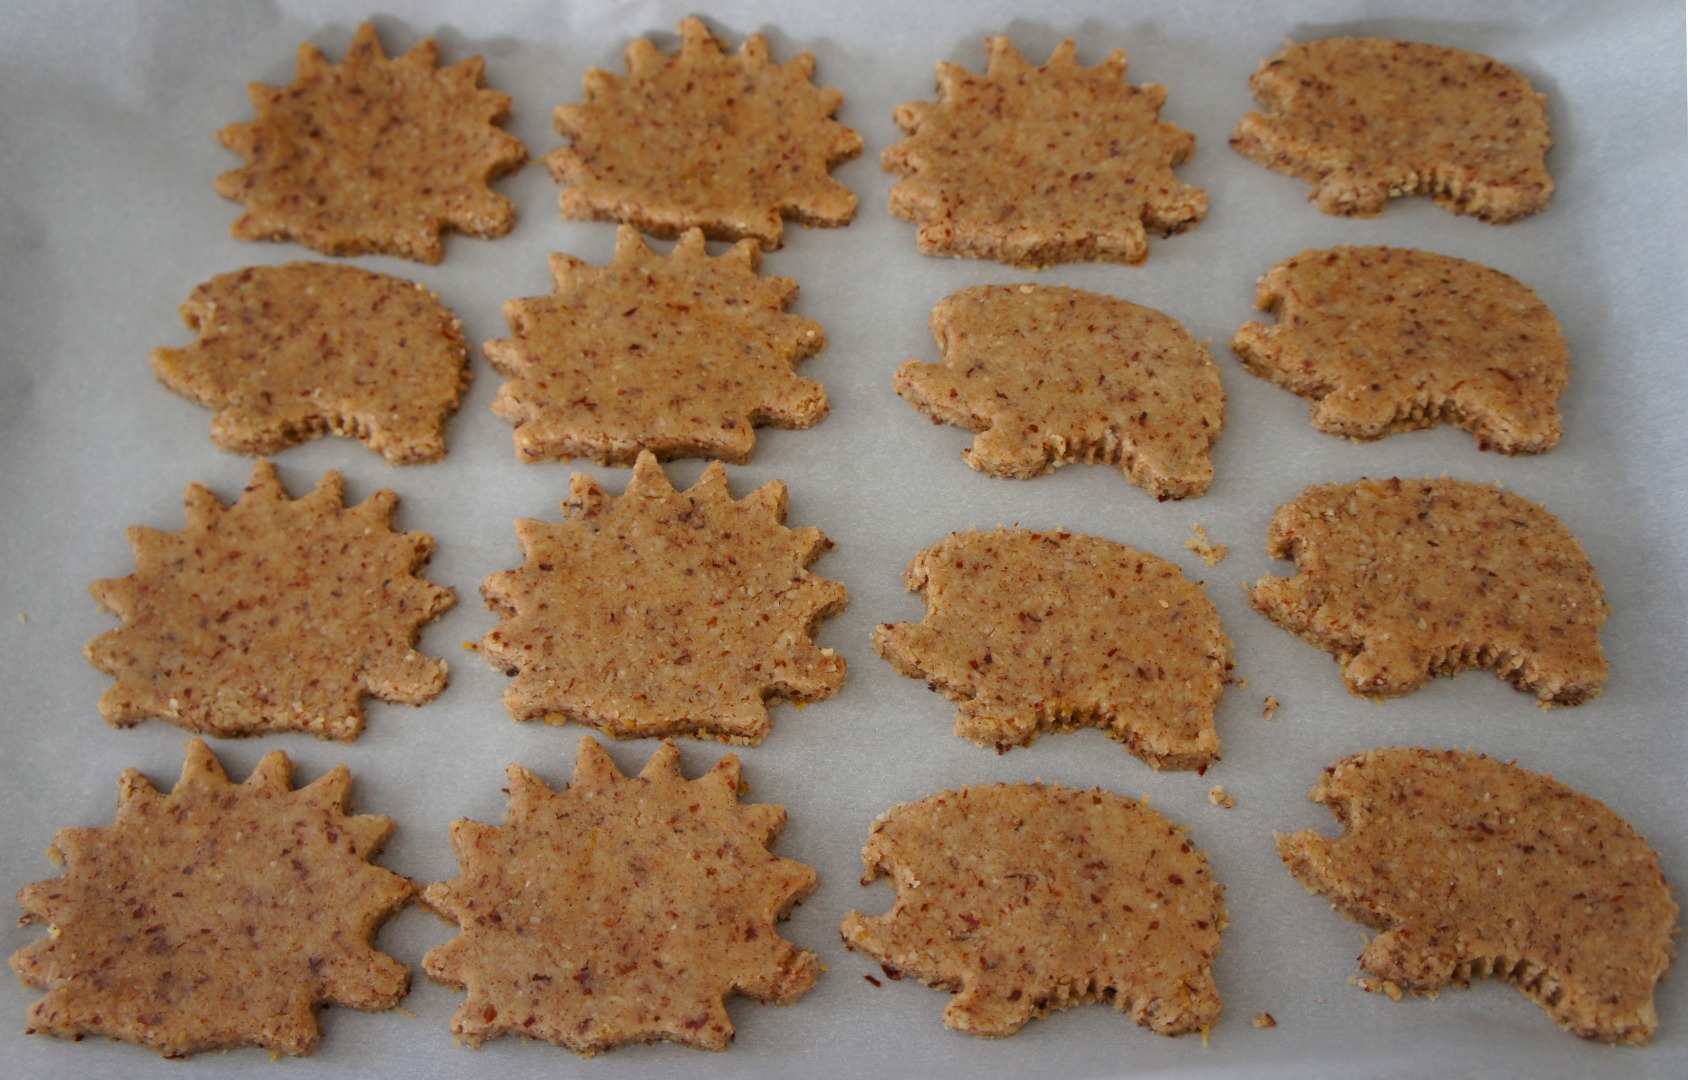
[[1, 1, 1684, 1077]]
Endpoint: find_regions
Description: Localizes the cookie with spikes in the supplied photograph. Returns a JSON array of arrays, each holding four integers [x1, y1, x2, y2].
[[884, 36, 1206, 267], [481, 452, 846, 743], [485, 227, 829, 465], [1231, 247, 1568, 454], [873, 528, 1231, 769], [87, 462, 455, 739], [1231, 38, 1552, 222], [1252, 478, 1607, 704], [547, 17, 862, 249], [152, 263, 471, 464], [841, 783, 1225, 1038], [894, 285, 1224, 497], [1278, 748, 1677, 1044], [10, 739, 414, 1058], [215, 21, 528, 263], [422, 737, 820, 1054]]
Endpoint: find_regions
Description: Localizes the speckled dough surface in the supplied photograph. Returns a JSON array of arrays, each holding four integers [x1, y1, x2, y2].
[[1279, 748, 1677, 1044], [884, 36, 1206, 267], [86, 462, 456, 739], [10, 740, 413, 1058], [548, 17, 862, 249], [1252, 478, 1607, 704], [895, 285, 1224, 497], [485, 226, 828, 465], [873, 528, 1230, 768], [152, 263, 471, 464], [480, 452, 847, 743], [216, 22, 527, 263], [422, 738, 819, 1055], [1230, 38, 1552, 222], [1232, 247, 1568, 453], [840, 783, 1225, 1038]]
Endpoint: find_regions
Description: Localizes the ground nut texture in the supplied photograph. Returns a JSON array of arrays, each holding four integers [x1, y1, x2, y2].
[[1278, 748, 1677, 1044], [9, 740, 413, 1058], [152, 263, 471, 464], [547, 17, 862, 249], [1230, 38, 1552, 222], [86, 462, 455, 740], [841, 783, 1225, 1038], [215, 22, 527, 263], [884, 36, 1206, 267], [480, 452, 847, 743], [1232, 246, 1568, 453], [873, 528, 1231, 768], [896, 285, 1224, 497], [484, 226, 828, 465], [1251, 477, 1607, 704], [421, 738, 819, 1054]]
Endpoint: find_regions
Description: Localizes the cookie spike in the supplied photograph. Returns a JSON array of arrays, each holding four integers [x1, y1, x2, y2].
[[628, 450, 680, 498], [243, 459, 287, 501], [687, 459, 732, 503], [737, 802, 786, 845], [244, 749, 296, 794], [624, 36, 665, 77], [739, 33, 773, 67], [638, 739, 686, 781], [294, 41, 329, 79], [697, 751, 743, 795], [317, 939, 412, 1011], [985, 35, 1030, 76], [562, 472, 610, 519], [176, 738, 229, 791], [580, 67, 619, 98], [932, 62, 972, 100], [506, 762, 557, 817], [611, 222, 655, 266], [678, 16, 719, 57], [347, 21, 384, 61], [335, 810, 399, 861], [567, 739, 621, 790], [402, 35, 442, 72], [674, 226, 713, 261], [1046, 39, 1080, 71], [740, 477, 789, 522]]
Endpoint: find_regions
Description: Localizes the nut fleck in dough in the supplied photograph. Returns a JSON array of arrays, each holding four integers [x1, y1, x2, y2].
[[216, 22, 528, 263], [485, 227, 828, 465], [895, 286, 1224, 498], [841, 783, 1225, 1038], [152, 263, 470, 464], [548, 17, 862, 249], [1252, 478, 1607, 704], [1231, 38, 1552, 222], [10, 740, 413, 1058], [87, 463, 455, 740], [481, 452, 847, 744], [885, 37, 1206, 267], [874, 528, 1231, 769], [1279, 748, 1677, 1044], [1232, 247, 1567, 453], [422, 738, 819, 1054]]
